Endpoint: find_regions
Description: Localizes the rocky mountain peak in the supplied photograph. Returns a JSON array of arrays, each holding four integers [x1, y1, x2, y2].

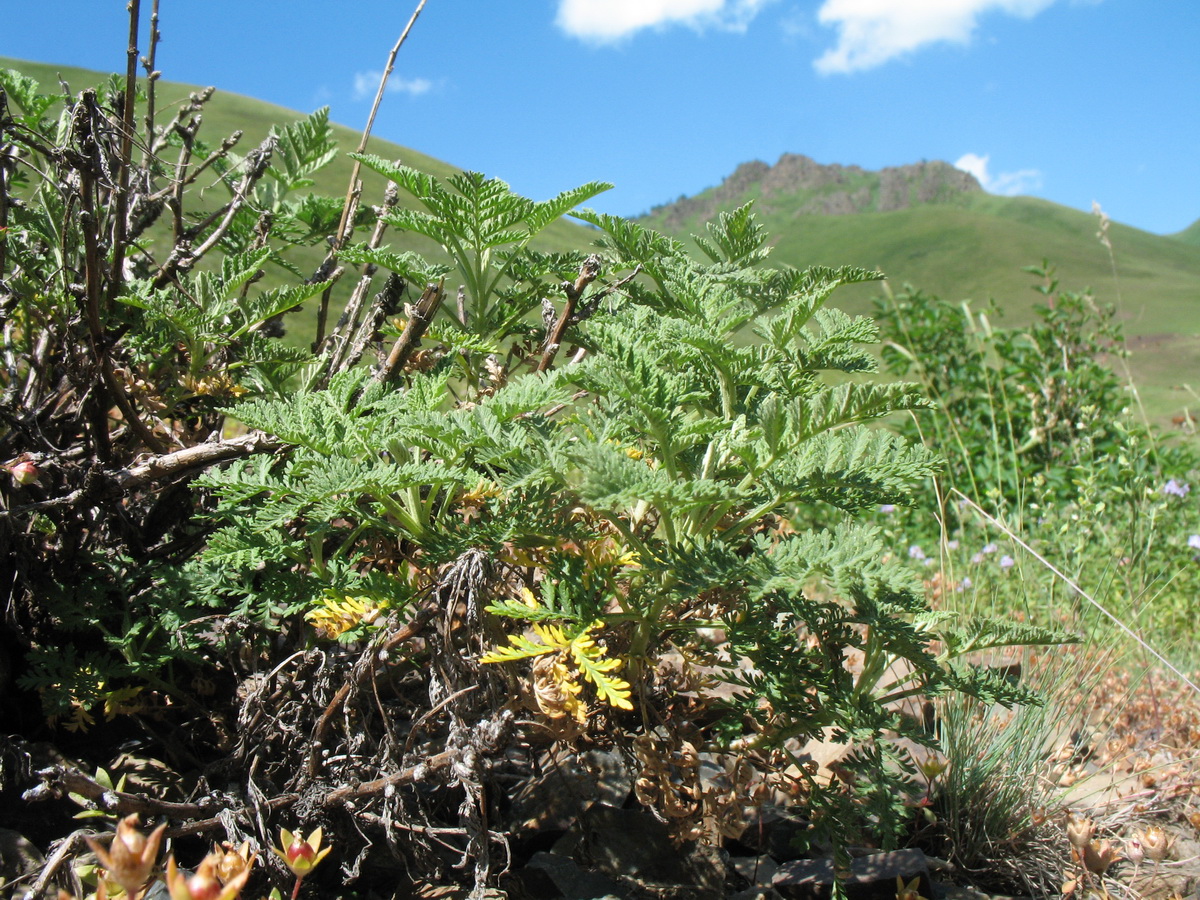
[[647, 154, 983, 229]]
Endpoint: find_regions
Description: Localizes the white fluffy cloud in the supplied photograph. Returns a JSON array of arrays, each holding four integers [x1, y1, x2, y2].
[[954, 152, 1042, 196], [352, 71, 432, 101], [814, 0, 1059, 74], [556, 0, 771, 42]]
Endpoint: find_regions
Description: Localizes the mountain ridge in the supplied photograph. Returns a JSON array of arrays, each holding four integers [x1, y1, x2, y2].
[[638, 153, 1200, 421], [649, 154, 983, 230]]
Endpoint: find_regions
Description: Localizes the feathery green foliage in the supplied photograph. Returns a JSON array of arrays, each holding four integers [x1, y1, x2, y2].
[[194, 189, 1062, 855], [2, 53, 1066, 887]]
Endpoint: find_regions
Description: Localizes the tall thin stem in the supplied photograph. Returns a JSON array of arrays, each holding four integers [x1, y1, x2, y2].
[[314, 0, 429, 351], [107, 0, 141, 309], [141, 0, 161, 168]]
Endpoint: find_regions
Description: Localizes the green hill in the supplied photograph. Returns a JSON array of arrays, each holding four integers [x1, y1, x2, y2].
[[0, 57, 595, 252], [642, 154, 1200, 419], [1172, 218, 1200, 246]]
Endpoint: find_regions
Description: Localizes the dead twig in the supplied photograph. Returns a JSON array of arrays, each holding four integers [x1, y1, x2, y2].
[[24, 830, 91, 900], [373, 279, 445, 386], [24, 766, 221, 819], [105, 0, 140, 310], [537, 261, 642, 372], [326, 751, 453, 807], [307, 596, 443, 775], [314, 0, 428, 350], [538, 254, 600, 372], [0, 431, 283, 521]]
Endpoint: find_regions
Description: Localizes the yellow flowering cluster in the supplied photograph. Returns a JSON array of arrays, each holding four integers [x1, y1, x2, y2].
[[480, 588, 633, 721], [305, 593, 385, 640]]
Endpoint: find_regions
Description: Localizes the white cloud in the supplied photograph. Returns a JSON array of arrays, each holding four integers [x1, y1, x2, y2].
[[556, 0, 771, 43], [353, 71, 433, 101], [814, 0, 1059, 74], [954, 152, 1042, 196]]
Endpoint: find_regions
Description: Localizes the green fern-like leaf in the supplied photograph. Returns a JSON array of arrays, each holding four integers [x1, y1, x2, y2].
[[266, 107, 339, 192], [0, 68, 56, 124], [693, 202, 771, 268]]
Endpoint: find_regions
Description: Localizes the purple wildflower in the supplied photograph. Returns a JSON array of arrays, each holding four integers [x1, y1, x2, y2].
[[1161, 479, 1191, 498], [999, 555, 1015, 570], [1189, 535, 1200, 550]]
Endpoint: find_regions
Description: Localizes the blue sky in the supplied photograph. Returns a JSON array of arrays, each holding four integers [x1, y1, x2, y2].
[[5, 1, 1198, 235]]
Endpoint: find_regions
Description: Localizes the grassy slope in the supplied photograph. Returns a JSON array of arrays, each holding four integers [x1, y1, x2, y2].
[[1171, 218, 1200, 245], [1, 58, 595, 252], [644, 178, 1200, 420]]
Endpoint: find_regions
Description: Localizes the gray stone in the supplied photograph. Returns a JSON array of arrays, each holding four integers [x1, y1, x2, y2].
[[736, 809, 812, 862], [552, 805, 724, 899], [773, 849, 931, 900], [525, 851, 628, 900], [502, 863, 565, 900], [0, 829, 44, 898], [508, 750, 633, 834], [730, 856, 779, 887]]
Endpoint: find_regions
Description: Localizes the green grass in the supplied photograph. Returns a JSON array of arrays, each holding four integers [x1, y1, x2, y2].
[[1171, 217, 1200, 245]]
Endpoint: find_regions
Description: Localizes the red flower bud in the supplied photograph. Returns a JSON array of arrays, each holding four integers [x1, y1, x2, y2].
[[9, 460, 39, 486]]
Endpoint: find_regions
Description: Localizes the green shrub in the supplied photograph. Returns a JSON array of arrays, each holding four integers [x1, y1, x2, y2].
[[873, 267, 1200, 656], [2, 52, 1063, 892]]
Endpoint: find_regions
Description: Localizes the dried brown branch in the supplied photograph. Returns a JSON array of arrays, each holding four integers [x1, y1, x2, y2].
[[0, 142, 11, 284], [25, 765, 222, 818], [115, 429, 284, 488], [152, 134, 276, 288], [334, 271, 404, 379], [374, 279, 446, 386], [325, 751, 452, 806], [307, 596, 443, 776], [150, 87, 216, 157], [26, 750, 456, 850], [313, 0, 428, 350], [140, 0, 162, 168], [320, 182, 401, 380], [538, 254, 600, 373], [537, 258, 641, 373], [0, 431, 283, 521], [24, 830, 92, 900], [145, 126, 240, 230], [105, 0, 141, 309]]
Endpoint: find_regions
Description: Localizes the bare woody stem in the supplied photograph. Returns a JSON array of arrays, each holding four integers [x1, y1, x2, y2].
[[537, 259, 642, 374], [374, 279, 446, 386], [140, 0, 162, 168], [25, 751, 454, 843], [538, 254, 600, 372], [0, 431, 284, 521], [26, 766, 221, 818], [106, 0, 141, 309], [314, 0, 429, 351]]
